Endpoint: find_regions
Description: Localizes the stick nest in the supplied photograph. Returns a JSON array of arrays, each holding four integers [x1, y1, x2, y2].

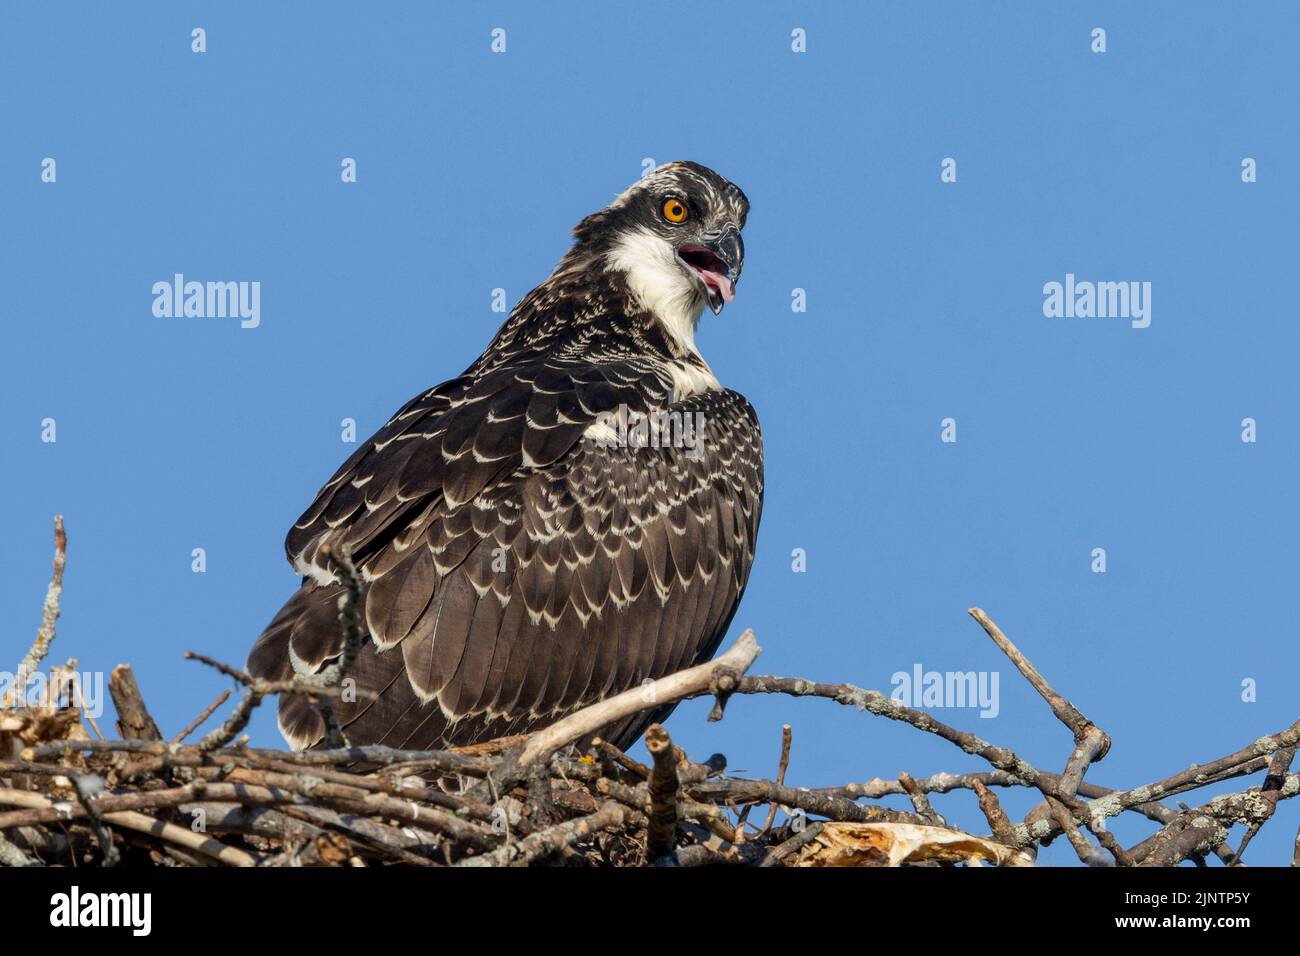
[[3, 518, 1296, 867]]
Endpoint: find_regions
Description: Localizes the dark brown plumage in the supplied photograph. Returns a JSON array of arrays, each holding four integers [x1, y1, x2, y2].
[[247, 161, 763, 752]]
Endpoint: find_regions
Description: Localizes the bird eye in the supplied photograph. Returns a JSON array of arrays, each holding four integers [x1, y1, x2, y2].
[[661, 197, 688, 224]]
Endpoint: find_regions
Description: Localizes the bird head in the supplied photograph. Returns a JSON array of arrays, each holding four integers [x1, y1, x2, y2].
[[575, 161, 749, 319]]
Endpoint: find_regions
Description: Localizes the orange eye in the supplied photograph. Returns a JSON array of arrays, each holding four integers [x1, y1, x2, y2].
[[662, 197, 688, 223]]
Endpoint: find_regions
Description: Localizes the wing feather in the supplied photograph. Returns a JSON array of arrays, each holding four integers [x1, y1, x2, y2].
[[247, 362, 763, 752]]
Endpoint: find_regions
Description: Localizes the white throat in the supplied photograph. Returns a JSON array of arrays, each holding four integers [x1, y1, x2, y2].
[[605, 227, 711, 364]]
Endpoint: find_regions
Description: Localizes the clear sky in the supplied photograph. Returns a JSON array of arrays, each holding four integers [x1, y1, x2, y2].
[[3, 2, 1297, 864]]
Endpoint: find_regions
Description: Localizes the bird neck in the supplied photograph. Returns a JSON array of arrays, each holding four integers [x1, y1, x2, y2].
[[478, 258, 711, 371]]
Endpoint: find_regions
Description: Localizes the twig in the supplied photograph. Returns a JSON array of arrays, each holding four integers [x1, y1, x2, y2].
[[448, 734, 529, 757], [226, 803, 440, 866], [0, 787, 255, 866], [1137, 811, 1230, 867], [658, 822, 766, 866], [11, 517, 66, 703], [182, 651, 369, 702], [644, 724, 680, 860], [198, 690, 262, 752], [171, 689, 232, 744], [761, 724, 793, 833], [590, 737, 650, 781], [108, 665, 163, 741], [71, 774, 120, 866], [220, 766, 495, 849], [732, 675, 1042, 787], [1132, 770, 1300, 866], [759, 821, 825, 867], [69, 671, 105, 741], [516, 630, 760, 768], [111, 809, 257, 866], [899, 771, 946, 827], [1068, 719, 1300, 835], [690, 778, 921, 826], [1048, 796, 1110, 867], [249, 745, 489, 776], [1086, 816, 1136, 867], [968, 608, 1109, 756], [458, 802, 636, 867], [971, 778, 1018, 845], [1059, 726, 1109, 800], [1227, 745, 1295, 865]]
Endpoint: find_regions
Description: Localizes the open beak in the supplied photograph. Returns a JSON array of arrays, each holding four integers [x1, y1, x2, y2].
[[677, 223, 744, 315]]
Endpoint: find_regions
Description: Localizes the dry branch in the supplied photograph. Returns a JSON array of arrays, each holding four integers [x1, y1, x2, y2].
[[108, 665, 163, 741], [644, 724, 680, 859], [10, 517, 66, 706], [516, 629, 760, 767], [968, 607, 1109, 756]]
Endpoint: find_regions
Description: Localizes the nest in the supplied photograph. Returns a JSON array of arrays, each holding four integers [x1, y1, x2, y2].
[[0, 693, 1034, 868], [2, 518, 1295, 867]]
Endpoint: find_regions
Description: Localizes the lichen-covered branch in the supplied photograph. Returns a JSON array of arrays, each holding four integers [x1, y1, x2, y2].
[[10, 517, 66, 706]]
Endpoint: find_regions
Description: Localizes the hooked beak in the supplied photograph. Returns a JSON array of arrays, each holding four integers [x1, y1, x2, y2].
[[676, 222, 745, 315]]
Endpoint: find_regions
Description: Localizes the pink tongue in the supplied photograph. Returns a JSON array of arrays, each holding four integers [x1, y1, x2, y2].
[[702, 270, 735, 303]]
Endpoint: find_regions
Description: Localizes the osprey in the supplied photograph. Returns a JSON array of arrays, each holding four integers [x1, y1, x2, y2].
[[247, 161, 763, 752]]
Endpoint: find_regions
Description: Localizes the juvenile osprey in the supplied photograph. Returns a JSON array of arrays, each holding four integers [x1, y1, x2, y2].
[[247, 161, 763, 751]]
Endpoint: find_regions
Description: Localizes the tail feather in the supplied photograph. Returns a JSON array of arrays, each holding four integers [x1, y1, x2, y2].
[[249, 583, 680, 754], [246, 585, 343, 749]]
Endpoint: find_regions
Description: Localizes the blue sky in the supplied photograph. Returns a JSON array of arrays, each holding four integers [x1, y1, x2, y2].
[[3, 2, 1297, 864]]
